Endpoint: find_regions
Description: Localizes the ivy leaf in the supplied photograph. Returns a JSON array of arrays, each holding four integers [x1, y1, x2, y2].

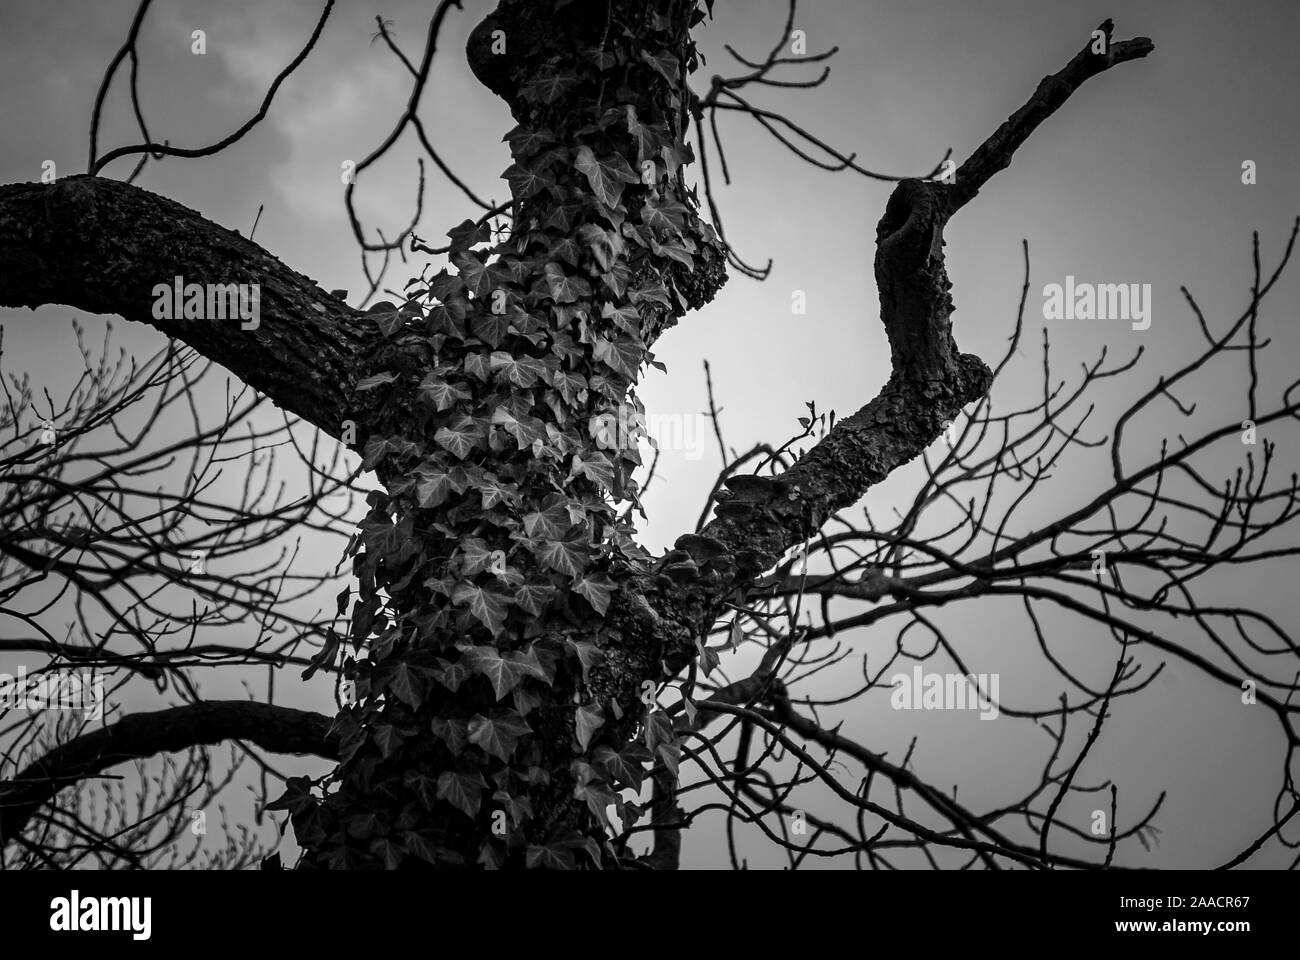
[[453, 250, 495, 300], [543, 262, 591, 304], [568, 450, 616, 489], [491, 406, 548, 450], [436, 770, 486, 820], [592, 334, 643, 379], [652, 238, 695, 269], [429, 716, 470, 755], [477, 840, 506, 870], [548, 236, 583, 266], [480, 476, 519, 511], [350, 595, 379, 649], [640, 48, 680, 85], [661, 141, 691, 179], [521, 70, 578, 104], [572, 573, 615, 615], [574, 701, 605, 752], [600, 301, 641, 335], [451, 581, 510, 635], [428, 270, 465, 301], [551, 369, 589, 405], [468, 711, 532, 762], [432, 658, 472, 693], [682, 697, 698, 726], [489, 351, 544, 388], [729, 617, 744, 652], [359, 514, 406, 558], [656, 740, 680, 779], [427, 302, 467, 339], [387, 662, 430, 709], [513, 682, 544, 718], [369, 837, 403, 868], [373, 722, 410, 759], [503, 160, 553, 199], [523, 500, 573, 540], [447, 217, 492, 251], [594, 743, 650, 792], [536, 530, 590, 578], [450, 464, 484, 495], [323, 846, 363, 869], [460, 644, 551, 700], [404, 769, 441, 809], [464, 353, 491, 382], [471, 311, 512, 348], [434, 415, 484, 459], [576, 223, 626, 272], [641, 197, 689, 234], [525, 844, 575, 869], [565, 638, 604, 682], [560, 829, 602, 867], [406, 831, 463, 866], [600, 261, 631, 299], [265, 776, 315, 816], [513, 644, 554, 686], [697, 637, 720, 676], [302, 627, 341, 681], [573, 777, 617, 829], [459, 537, 499, 576], [629, 277, 672, 309], [369, 307, 405, 338], [414, 464, 454, 508], [574, 145, 639, 209], [492, 789, 535, 826], [624, 104, 666, 164], [544, 202, 583, 234], [504, 124, 553, 158], [355, 370, 398, 392], [644, 709, 674, 755], [514, 579, 557, 616], [347, 812, 383, 840], [418, 373, 470, 411]]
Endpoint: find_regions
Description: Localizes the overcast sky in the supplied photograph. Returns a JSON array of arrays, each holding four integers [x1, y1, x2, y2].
[[1, 0, 1298, 868]]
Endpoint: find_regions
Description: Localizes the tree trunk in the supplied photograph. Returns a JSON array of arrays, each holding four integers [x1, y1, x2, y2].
[[283, 0, 731, 869], [0, 1, 1153, 868]]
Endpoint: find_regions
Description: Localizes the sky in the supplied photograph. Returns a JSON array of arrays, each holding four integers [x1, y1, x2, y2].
[[1, 0, 1299, 868]]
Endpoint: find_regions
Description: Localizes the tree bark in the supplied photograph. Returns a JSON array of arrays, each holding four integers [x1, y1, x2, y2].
[[0, 176, 375, 438], [0, 701, 335, 845], [0, 6, 1152, 869]]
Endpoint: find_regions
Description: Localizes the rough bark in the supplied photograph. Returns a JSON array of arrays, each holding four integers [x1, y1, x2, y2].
[[0, 701, 336, 845], [597, 22, 1155, 778], [0, 8, 1152, 869], [0, 176, 376, 438]]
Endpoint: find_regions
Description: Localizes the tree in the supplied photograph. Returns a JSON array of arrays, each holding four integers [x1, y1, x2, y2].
[[1, 1, 1296, 869]]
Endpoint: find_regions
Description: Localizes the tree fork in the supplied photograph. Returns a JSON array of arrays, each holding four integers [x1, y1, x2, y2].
[[0, 10, 1153, 870]]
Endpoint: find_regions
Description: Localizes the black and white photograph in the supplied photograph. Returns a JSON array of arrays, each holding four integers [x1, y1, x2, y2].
[[0, 0, 1296, 942]]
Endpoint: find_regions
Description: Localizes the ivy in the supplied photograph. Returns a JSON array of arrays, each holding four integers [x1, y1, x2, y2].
[[573, 145, 641, 209], [294, 0, 728, 870]]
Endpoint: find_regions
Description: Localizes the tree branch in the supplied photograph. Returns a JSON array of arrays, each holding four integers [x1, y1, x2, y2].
[[951, 19, 1154, 212], [681, 21, 1154, 585], [0, 700, 337, 845], [0, 175, 377, 439]]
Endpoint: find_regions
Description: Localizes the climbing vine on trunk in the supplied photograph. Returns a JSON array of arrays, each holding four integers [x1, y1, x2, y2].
[[276, 0, 729, 869]]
